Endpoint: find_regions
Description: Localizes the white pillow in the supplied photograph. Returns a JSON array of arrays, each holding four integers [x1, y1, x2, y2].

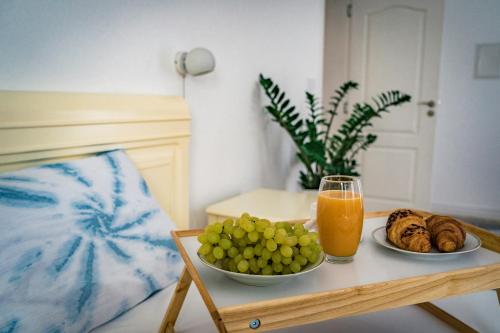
[[0, 150, 183, 333]]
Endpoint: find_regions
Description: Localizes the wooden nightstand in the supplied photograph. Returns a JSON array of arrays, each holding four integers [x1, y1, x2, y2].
[[205, 188, 317, 224]]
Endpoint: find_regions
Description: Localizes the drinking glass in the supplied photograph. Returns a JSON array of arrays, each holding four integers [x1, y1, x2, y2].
[[316, 175, 364, 263]]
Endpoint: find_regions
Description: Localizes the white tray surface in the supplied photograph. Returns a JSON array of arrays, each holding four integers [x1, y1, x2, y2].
[[181, 216, 500, 308]]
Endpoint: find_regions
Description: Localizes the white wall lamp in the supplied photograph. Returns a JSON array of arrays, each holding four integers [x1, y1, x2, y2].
[[175, 47, 216, 77]]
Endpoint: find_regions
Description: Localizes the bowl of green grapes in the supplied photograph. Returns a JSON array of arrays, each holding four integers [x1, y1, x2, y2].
[[197, 213, 324, 286]]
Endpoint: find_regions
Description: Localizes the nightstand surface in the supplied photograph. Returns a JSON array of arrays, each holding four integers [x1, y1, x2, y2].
[[205, 188, 317, 223]]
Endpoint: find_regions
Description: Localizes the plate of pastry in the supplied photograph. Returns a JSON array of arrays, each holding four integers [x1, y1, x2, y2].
[[372, 209, 481, 259]]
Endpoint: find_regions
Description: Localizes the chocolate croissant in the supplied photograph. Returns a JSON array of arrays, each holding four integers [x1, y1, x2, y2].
[[386, 209, 432, 253], [426, 215, 466, 252]]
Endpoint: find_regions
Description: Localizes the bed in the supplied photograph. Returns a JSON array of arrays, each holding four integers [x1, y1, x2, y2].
[[0, 91, 193, 332], [1, 91, 498, 333]]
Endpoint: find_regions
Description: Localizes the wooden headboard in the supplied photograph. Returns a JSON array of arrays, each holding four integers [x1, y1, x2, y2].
[[0, 91, 191, 228]]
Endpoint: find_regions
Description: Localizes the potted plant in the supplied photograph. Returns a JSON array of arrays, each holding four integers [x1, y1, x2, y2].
[[259, 74, 411, 190]]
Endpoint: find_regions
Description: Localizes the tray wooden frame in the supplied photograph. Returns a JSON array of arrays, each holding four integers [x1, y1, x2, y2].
[[159, 210, 500, 333]]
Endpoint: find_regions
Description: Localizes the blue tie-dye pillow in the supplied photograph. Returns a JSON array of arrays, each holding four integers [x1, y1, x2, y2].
[[0, 150, 182, 333]]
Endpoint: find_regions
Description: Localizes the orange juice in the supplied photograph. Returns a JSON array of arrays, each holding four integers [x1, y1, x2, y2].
[[317, 190, 364, 257]]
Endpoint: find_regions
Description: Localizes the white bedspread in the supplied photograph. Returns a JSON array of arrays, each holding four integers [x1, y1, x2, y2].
[[93, 283, 499, 333]]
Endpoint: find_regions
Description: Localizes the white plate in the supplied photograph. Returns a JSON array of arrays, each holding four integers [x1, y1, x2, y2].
[[371, 226, 481, 260], [197, 252, 325, 287]]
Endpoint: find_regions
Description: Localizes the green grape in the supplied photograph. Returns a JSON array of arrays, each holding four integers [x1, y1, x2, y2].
[[237, 259, 249, 273], [266, 239, 277, 252], [197, 233, 208, 244], [213, 246, 225, 260], [272, 262, 283, 273], [243, 247, 254, 259], [293, 223, 306, 237], [207, 232, 220, 244], [300, 246, 312, 258], [236, 238, 247, 248], [309, 242, 321, 252], [198, 215, 324, 276], [283, 222, 293, 232], [219, 238, 232, 250], [309, 240, 319, 252], [298, 234, 311, 247], [279, 245, 293, 258], [275, 222, 287, 230], [204, 224, 215, 233], [290, 261, 301, 273], [227, 246, 239, 258], [261, 248, 272, 260], [223, 218, 234, 228], [295, 254, 308, 266], [198, 243, 212, 256], [238, 218, 248, 228], [274, 228, 287, 244], [263, 227, 275, 239], [223, 223, 234, 235], [261, 219, 271, 226], [281, 256, 292, 265], [255, 219, 269, 232], [249, 258, 259, 274], [233, 226, 245, 239], [249, 257, 258, 268], [257, 257, 267, 268], [242, 220, 255, 232], [206, 253, 217, 264], [308, 252, 319, 263], [222, 258, 231, 270], [253, 243, 263, 256], [248, 230, 259, 243], [284, 236, 298, 247], [234, 254, 243, 265], [261, 265, 273, 275], [212, 222, 223, 234], [271, 251, 281, 263], [229, 261, 238, 272]]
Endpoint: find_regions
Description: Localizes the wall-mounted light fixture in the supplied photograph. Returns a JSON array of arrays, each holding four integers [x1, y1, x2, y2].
[[175, 47, 216, 77]]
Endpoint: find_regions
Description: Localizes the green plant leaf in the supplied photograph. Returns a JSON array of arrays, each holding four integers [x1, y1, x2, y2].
[[259, 73, 410, 189]]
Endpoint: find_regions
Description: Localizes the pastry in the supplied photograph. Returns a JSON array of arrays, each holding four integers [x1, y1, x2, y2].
[[386, 209, 432, 253], [426, 215, 466, 252]]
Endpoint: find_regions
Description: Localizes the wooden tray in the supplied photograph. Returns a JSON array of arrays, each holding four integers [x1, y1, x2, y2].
[[160, 210, 500, 333]]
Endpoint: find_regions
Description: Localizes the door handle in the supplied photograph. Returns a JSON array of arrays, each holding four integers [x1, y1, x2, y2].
[[418, 100, 436, 108]]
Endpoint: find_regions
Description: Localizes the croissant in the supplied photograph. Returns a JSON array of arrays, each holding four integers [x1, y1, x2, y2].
[[426, 215, 466, 252], [386, 209, 432, 253]]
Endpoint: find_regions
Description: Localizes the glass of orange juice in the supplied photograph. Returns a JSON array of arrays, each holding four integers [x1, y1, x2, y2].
[[317, 175, 364, 263]]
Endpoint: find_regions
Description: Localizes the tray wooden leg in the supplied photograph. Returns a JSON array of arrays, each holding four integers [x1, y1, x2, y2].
[[159, 267, 193, 333], [496, 289, 500, 306], [416, 302, 478, 333]]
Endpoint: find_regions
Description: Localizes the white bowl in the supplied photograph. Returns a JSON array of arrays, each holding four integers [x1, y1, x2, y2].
[[197, 252, 325, 287]]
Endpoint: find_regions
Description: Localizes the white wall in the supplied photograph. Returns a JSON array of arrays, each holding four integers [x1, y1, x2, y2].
[[431, 0, 500, 219], [0, 0, 325, 227]]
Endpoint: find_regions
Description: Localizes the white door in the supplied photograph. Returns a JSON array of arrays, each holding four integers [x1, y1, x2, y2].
[[344, 0, 444, 211]]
